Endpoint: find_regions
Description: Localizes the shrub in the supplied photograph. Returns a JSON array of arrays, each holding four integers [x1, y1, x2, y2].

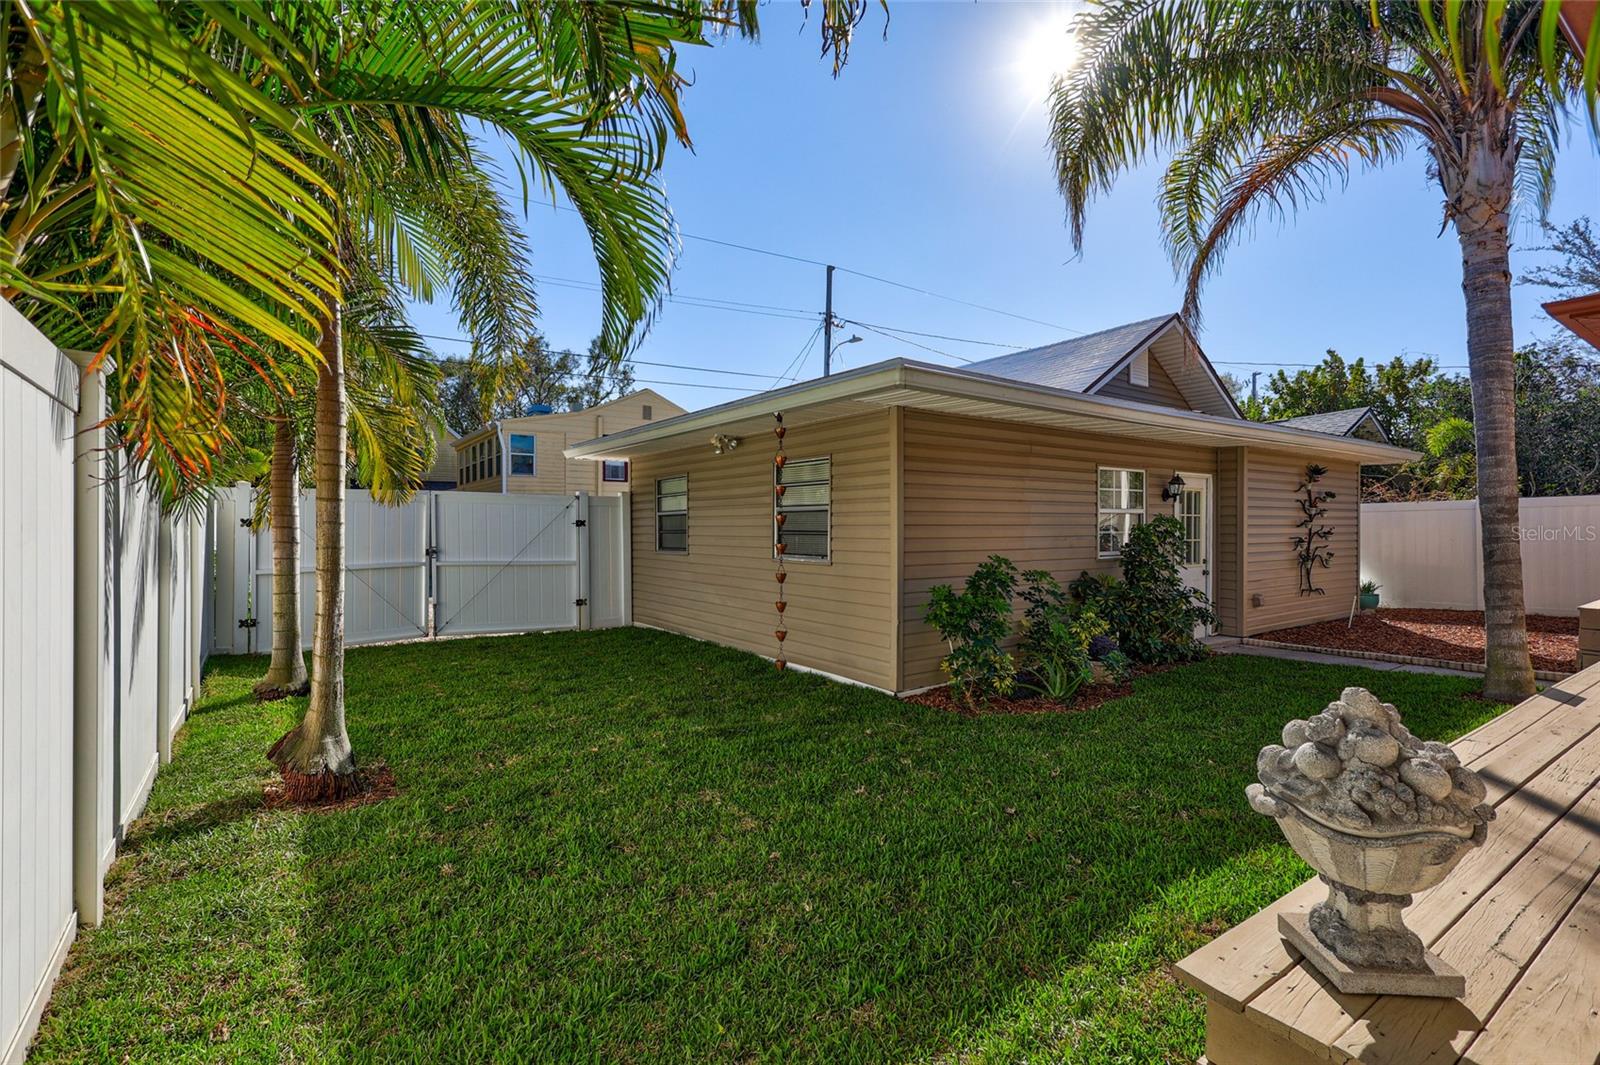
[[1017, 569, 1107, 703], [924, 555, 1019, 707], [1069, 516, 1215, 666]]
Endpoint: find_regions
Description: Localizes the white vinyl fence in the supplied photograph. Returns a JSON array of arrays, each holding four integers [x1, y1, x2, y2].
[[2, 302, 206, 1065], [209, 487, 629, 653], [1361, 496, 1600, 615]]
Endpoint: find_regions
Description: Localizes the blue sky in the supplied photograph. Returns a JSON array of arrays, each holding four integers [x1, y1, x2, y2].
[[409, 1, 1600, 414]]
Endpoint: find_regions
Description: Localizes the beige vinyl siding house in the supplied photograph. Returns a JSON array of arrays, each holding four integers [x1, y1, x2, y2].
[[567, 315, 1411, 694], [453, 389, 684, 495]]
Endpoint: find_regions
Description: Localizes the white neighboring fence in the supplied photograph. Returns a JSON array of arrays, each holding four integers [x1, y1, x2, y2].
[[1361, 496, 1600, 616], [1, 301, 206, 1065], [209, 487, 629, 653]]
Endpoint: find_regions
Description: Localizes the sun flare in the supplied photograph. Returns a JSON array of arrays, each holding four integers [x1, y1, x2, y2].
[[1012, 11, 1079, 97]]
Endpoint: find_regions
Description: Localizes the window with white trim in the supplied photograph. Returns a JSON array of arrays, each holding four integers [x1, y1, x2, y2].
[[776, 456, 830, 562], [656, 475, 687, 552], [601, 459, 629, 483], [1097, 467, 1145, 557], [509, 433, 535, 476]]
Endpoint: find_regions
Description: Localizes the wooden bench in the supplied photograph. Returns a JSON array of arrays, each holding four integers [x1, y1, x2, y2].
[[1176, 661, 1600, 1064]]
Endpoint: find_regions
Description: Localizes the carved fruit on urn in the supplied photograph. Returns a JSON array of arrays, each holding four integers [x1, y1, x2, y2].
[[1247, 687, 1494, 997]]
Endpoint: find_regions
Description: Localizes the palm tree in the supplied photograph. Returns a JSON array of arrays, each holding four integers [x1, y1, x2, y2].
[[245, 274, 445, 703], [1051, 1, 1584, 701]]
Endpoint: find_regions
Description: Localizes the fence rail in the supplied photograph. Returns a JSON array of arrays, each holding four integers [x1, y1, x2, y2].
[[1361, 496, 1600, 616]]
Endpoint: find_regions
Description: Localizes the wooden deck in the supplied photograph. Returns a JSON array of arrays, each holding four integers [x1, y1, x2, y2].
[[1176, 662, 1600, 1065]]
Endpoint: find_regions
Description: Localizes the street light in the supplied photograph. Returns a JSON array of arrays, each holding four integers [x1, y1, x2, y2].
[[825, 333, 862, 377]]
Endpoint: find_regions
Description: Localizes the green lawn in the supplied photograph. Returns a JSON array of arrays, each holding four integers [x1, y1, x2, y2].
[[30, 630, 1502, 1064]]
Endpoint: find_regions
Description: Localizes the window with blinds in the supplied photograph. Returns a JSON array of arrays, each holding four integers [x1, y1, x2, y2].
[[776, 456, 831, 562], [656, 474, 687, 552]]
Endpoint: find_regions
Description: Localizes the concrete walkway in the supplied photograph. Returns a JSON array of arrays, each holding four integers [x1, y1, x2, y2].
[[1204, 637, 1482, 678]]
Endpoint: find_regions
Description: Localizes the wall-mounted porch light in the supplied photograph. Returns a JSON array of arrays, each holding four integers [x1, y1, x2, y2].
[[1161, 472, 1186, 502]]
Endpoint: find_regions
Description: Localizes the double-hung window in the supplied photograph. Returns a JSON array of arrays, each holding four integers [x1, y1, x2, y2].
[[508, 434, 536, 476], [776, 457, 830, 562], [601, 459, 629, 483], [656, 475, 688, 552], [1097, 467, 1145, 557]]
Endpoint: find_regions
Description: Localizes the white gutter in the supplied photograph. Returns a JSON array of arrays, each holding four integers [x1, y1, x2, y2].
[[563, 358, 1420, 465]]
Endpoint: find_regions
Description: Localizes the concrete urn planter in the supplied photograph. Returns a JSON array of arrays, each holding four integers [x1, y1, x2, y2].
[[1246, 687, 1494, 997]]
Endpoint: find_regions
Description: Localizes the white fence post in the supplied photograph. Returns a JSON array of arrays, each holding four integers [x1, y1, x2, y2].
[[576, 492, 591, 631], [620, 491, 633, 627]]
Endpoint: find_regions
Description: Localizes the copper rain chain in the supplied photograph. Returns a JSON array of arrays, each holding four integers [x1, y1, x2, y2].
[[774, 412, 788, 669]]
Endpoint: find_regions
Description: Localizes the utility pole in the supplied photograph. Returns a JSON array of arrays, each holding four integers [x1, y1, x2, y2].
[[823, 264, 835, 377]]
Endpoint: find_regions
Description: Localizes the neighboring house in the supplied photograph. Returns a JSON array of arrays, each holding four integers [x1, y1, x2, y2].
[[564, 313, 1416, 694], [1270, 406, 1393, 445], [1546, 291, 1600, 350], [419, 423, 460, 490], [452, 389, 685, 495]]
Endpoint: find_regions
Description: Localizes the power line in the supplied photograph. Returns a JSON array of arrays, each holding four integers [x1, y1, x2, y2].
[[851, 322, 974, 364], [839, 318, 1021, 350], [773, 324, 824, 387], [523, 197, 1079, 337]]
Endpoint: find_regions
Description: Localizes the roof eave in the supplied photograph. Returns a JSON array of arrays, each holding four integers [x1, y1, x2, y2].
[[1546, 292, 1600, 349], [563, 358, 1420, 465]]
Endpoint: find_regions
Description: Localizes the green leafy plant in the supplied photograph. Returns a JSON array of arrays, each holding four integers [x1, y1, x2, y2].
[[1360, 579, 1382, 595], [924, 555, 1019, 708], [1100, 649, 1134, 685], [1017, 569, 1108, 704], [1071, 517, 1215, 666], [1022, 657, 1093, 702]]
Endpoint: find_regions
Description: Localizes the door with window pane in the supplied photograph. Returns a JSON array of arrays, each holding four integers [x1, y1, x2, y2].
[[1173, 472, 1212, 635]]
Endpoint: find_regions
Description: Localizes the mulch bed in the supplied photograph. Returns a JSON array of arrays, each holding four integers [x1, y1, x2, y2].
[[263, 762, 398, 813], [906, 662, 1183, 717], [1255, 608, 1578, 674]]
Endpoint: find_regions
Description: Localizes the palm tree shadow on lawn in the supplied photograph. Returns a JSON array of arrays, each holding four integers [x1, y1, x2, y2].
[[288, 630, 1496, 1062]]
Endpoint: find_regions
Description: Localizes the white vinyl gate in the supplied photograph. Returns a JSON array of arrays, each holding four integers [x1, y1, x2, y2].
[[211, 488, 628, 653]]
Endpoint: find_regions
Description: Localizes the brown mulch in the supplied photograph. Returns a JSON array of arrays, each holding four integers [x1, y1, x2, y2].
[[1256, 608, 1578, 674], [906, 661, 1183, 717], [262, 762, 398, 813]]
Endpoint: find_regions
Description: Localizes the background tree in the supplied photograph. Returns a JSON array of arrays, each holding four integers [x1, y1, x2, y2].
[[1524, 216, 1600, 294], [1051, 0, 1583, 700]]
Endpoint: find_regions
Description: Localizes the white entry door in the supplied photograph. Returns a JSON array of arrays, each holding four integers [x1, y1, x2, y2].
[[1173, 472, 1212, 635]]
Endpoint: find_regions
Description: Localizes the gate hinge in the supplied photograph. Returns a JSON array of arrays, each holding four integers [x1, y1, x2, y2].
[[238, 617, 258, 629], [574, 598, 589, 607], [573, 518, 587, 527]]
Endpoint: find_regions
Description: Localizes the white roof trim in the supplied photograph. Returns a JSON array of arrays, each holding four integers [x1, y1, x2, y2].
[[563, 358, 1419, 465], [1083, 316, 1244, 419]]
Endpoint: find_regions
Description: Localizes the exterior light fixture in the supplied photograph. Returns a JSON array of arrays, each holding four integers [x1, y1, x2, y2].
[[1162, 472, 1186, 502], [710, 433, 742, 455]]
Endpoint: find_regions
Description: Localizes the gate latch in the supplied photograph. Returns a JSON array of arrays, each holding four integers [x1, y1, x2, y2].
[[573, 519, 587, 528], [237, 617, 258, 629], [425, 546, 439, 559], [574, 598, 589, 607]]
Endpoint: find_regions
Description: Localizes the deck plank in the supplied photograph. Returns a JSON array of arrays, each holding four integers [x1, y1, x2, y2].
[[1330, 783, 1600, 1064], [1460, 861, 1600, 1064], [1184, 663, 1600, 1062]]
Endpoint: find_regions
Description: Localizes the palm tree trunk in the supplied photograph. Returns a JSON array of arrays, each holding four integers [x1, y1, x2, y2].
[[253, 417, 309, 699], [268, 300, 357, 798], [1456, 186, 1536, 703]]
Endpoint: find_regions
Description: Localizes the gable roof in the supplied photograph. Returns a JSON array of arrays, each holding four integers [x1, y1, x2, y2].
[[963, 315, 1173, 393], [961, 313, 1242, 419], [1270, 406, 1391, 444]]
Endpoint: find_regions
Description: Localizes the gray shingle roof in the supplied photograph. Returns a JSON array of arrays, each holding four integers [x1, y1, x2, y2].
[[961, 314, 1175, 393], [1271, 406, 1380, 438]]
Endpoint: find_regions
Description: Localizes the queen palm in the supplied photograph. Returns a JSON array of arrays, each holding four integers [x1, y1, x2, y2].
[[1051, 1, 1584, 701]]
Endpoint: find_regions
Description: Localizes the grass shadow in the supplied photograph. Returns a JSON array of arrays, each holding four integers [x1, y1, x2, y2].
[[284, 631, 1499, 1063]]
